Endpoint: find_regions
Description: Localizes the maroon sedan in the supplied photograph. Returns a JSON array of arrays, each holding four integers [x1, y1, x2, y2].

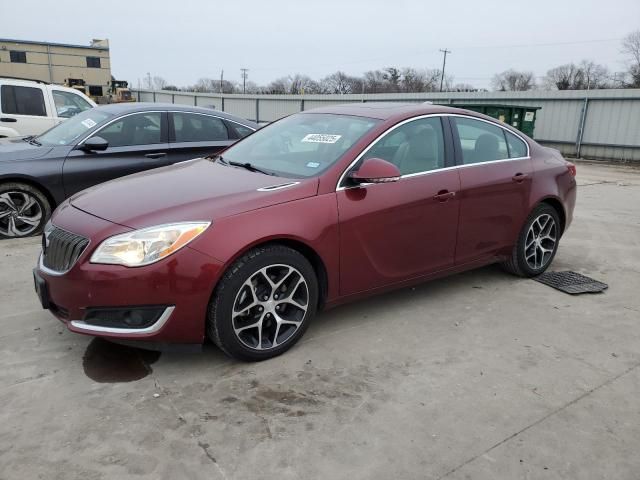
[[34, 103, 576, 361]]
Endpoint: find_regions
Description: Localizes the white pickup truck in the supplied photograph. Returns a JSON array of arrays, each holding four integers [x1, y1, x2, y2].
[[0, 77, 96, 138]]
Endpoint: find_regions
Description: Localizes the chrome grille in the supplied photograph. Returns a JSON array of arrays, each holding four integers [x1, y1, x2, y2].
[[42, 227, 89, 273]]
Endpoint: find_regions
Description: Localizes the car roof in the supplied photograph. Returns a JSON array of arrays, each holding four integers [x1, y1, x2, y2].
[[92, 102, 257, 127], [304, 102, 484, 121]]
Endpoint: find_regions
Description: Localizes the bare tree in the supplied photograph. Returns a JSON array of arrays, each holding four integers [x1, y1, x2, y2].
[[622, 30, 640, 87], [289, 74, 322, 94], [491, 69, 536, 91], [383, 67, 402, 92], [265, 77, 291, 94], [544, 61, 610, 90], [320, 71, 360, 94], [578, 60, 610, 89], [363, 69, 388, 93], [192, 78, 217, 93], [400, 68, 426, 92], [152, 76, 168, 90]]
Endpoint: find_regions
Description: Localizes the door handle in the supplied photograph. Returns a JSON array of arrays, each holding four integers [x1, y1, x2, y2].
[[512, 173, 528, 183], [433, 190, 456, 202], [145, 152, 167, 159], [0, 117, 17, 122]]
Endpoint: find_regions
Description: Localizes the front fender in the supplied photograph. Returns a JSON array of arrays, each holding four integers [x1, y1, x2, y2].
[[188, 193, 341, 302]]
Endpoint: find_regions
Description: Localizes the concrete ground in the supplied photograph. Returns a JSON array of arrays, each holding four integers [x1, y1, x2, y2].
[[1, 162, 639, 480]]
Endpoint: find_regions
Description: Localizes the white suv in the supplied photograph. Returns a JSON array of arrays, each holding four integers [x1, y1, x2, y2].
[[0, 78, 96, 138]]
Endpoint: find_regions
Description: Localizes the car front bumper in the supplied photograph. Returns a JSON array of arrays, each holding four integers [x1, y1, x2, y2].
[[34, 206, 224, 345]]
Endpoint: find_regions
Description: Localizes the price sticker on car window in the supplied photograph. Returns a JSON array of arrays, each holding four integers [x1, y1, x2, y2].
[[81, 118, 97, 129], [301, 134, 342, 144]]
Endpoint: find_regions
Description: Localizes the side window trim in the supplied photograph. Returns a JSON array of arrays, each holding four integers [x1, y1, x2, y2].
[[449, 115, 531, 167], [337, 114, 451, 189], [168, 111, 255, 143], [77, 111, 168, 146], [336, 113, 531, 190], [169, 111, 229, 143]]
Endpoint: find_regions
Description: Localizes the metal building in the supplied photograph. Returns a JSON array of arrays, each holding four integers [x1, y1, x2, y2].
[[0, 38, 111, 97]]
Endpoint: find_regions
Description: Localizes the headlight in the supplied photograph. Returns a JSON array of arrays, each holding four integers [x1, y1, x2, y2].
[[90, 222, 210, 267]]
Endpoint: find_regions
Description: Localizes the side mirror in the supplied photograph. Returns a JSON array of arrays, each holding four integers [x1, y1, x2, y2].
[[79, 136, 108, 152], [349, 158, 401, 185]]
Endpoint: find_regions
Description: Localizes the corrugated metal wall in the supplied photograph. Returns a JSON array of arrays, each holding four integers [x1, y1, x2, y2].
[[134, 89, 640, 161]]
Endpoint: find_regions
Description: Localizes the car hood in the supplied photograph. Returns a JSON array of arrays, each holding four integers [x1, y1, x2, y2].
[[0, 137, 54, 161], [70, 158, 319, 229]]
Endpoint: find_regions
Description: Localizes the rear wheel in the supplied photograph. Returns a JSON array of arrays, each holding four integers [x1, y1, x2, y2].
[[501, 203, 560, 277], [0, 182, 51, 239], [207, 244, 318, 361]]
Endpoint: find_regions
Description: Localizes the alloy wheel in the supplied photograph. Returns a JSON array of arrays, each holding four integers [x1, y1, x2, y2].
[[0, 191, 43, 237], [524, 213, 557, 270], [232, 264, 309, 351]]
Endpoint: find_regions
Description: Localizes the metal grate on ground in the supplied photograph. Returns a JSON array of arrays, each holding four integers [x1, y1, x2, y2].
[[533, 271, 608, 294]]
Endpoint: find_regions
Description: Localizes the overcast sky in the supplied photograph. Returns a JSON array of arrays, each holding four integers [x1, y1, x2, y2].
[[4, 0, 639, 89]]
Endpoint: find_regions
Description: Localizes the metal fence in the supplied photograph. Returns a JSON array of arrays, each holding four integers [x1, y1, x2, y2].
[[133, 88, 640, 162]]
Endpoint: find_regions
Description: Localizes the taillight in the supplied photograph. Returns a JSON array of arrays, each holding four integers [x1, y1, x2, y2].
[[567, 162, 576, 177]]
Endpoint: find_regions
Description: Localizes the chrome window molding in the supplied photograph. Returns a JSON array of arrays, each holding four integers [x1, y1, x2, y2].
[[335, 113, 531, 191], [77, 110, 166, 145], [168, 110, 256, 131], [70, 306, 175, 335], [77, 110, 256, 145]]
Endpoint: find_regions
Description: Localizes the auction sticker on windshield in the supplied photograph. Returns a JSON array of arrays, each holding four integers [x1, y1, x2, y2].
[[81, 118, 97, 129], [301, 134, 342, 144]]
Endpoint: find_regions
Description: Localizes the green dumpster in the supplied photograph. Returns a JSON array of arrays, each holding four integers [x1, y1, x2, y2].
[[454, 104, 540, 137]]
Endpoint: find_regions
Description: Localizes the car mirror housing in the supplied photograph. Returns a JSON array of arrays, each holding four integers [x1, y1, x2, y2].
[[79, 136, 109, 152], [349, 158, 401, 184]]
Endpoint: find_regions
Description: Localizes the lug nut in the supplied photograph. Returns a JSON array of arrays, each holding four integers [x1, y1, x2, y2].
[[263, 296, 268, 301]]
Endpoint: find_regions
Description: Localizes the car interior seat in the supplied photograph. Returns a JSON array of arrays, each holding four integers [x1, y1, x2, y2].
[[473, 133, 499, 163], [392, 126, 439, 175]]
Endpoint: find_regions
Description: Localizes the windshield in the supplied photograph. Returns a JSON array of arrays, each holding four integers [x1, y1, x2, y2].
[[221, 113, 380, 178], [36, 109, 113, 146]]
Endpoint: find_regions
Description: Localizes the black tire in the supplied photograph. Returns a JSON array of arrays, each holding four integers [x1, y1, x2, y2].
[[0, 182, 51, 240], [207, 244, 319, 361], [501, 203, 561, 277]]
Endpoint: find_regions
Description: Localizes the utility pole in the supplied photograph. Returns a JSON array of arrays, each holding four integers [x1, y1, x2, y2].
[[240, 68, 249, 94], [147, 72, 152, 90], [220, 69, 224, 94], [439, 49, 451, 92]]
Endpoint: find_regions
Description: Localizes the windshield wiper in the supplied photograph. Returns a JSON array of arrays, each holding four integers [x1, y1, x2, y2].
[[227, 160, 274, 176], [22, 136, 41, 146]]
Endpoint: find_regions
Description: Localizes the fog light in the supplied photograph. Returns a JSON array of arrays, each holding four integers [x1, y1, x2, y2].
[[84, 306, 167, 329]]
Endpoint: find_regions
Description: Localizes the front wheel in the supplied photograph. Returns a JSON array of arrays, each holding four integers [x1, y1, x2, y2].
[[0, 182, 51, 239], [501, 204, 561, 277], [207, 245, 318, 361]]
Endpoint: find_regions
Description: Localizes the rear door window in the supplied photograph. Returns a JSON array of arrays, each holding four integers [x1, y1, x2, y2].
[[172, 112, 229, 142], [452, 117, 509, 164], [1, 85, 47, 116], [505, 130, 528, 158]]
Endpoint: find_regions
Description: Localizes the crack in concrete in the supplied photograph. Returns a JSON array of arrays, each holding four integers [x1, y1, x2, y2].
[[436, 359, 640, 479]]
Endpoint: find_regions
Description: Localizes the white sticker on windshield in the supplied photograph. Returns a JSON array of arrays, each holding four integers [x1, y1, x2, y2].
[[81, 118, 97, 129], [301, 133, 342, 144], [306, 162, 320, 168]]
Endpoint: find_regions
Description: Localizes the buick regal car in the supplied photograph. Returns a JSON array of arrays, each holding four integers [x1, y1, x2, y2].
[[0, 103, 256, 238], [33, 103, 576, 361]]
